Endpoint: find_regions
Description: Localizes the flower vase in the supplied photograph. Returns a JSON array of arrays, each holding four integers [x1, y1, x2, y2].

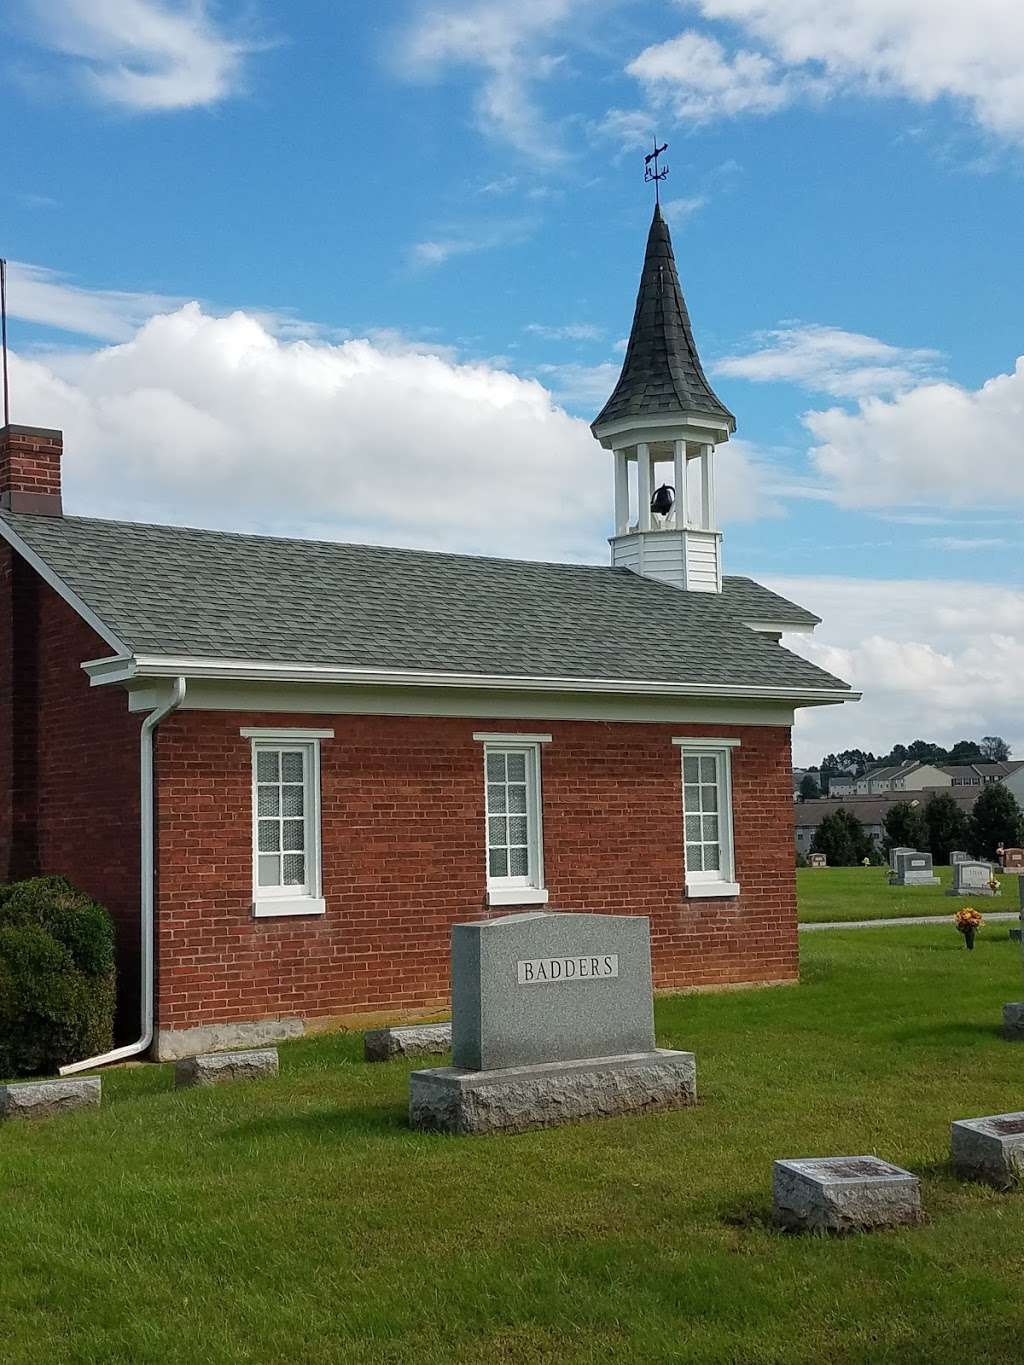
[[963, 926, 976, 951]]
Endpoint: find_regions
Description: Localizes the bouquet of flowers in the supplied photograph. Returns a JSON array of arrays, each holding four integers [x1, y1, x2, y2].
[[988, 876, 1001, 893], [954, 907, 984, 951]]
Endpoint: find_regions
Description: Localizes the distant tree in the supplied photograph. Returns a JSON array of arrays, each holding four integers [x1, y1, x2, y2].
[[924, 793, 970, 865], [948, 739, 984, 764], [811, 809, 873, 866], [980, 735, 1011, 762], [799, 773, 822, 802], [970, 784, 1024, 859], [907, 739, 946, 763], [887, 743, 909, 763], [882, 801, 929, 853]]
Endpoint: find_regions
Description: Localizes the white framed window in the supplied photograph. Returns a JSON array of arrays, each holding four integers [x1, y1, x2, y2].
[[243, 728, 332, 918], [474, 733, 550, 907], [674, 738, 740, 898]]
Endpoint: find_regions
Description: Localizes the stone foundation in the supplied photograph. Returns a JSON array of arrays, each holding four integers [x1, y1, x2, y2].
[[773, 1157, 923, 1233], [409, 1048, 696, 1136], [154, 1017, 304, 1061]]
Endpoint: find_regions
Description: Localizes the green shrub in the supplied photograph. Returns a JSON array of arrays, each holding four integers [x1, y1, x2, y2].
[[0, 876, 116, 1078]]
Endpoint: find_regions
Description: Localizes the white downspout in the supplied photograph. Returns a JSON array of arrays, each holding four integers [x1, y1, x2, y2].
[[61, 676, 186, 1075]]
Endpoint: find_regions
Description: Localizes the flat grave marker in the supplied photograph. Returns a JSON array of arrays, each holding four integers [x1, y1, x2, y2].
[[951, 1112, 1024, 1187], [773, 1156, 923, 1233]]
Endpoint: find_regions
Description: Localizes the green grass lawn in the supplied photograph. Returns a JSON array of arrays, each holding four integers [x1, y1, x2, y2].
[[3, 930, 1024, 1364], [797, 864, 1021, 923]]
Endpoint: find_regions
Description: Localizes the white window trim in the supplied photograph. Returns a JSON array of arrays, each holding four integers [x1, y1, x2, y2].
[[247, 730, 328, 918], [478, 738, 549, 908], [678, 740, 740, 899]]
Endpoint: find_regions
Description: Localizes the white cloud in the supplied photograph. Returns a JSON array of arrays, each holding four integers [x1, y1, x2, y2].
[[773, 575, 1024, 764], [661, 195, 708, 225], [715, 324, 942, 399], [20, 0, 254, 111], [627, 30, 799, 122], [395, 0, 583, 160], [525, 322, 604, 342], [8, 303, 606, 559], [805, 356, 1024, 508], [623, 2, 1024, 144], [410, 218, 535, 268], [2, 260, 184, 342], [926, 536, 1011, 551], [704, 0, 1024, 140]]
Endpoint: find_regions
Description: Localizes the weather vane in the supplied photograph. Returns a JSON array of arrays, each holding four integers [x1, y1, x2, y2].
[[644, 139, 668, 204]]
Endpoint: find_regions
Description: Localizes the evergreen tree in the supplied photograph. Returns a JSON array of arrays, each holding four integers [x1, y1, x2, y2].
[[924, 793, 969, 865], [882, 801, 928, 853], [799, 773, 822, 802], [810, 809, 873, 866], [969, 784, 1024, 859]]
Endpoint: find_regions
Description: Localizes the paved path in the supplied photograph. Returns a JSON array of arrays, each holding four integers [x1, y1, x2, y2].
[[801, 912, 1020, 932]]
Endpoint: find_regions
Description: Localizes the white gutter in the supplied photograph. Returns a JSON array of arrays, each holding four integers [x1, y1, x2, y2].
[[81, 653, 860, 705], [61, 676, 186, 1075]]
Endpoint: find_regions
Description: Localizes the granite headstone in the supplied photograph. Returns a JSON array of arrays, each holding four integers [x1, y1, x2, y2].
[[889, 850, 940, 886], [948, 859, 998, 897]]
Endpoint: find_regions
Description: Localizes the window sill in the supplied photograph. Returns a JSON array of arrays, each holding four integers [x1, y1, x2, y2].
[[685, 881, 741, 900], [252, 897, 326, 919], [487, 887, 550, 907]]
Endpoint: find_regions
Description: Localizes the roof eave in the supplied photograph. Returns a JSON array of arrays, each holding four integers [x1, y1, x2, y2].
[[82, 652, 860, 706]]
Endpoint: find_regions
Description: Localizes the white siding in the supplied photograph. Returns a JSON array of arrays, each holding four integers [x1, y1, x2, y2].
[[685, 530, 721, 593]]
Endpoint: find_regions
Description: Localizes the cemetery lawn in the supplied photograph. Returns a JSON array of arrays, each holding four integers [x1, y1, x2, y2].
[[798, 863, 970, 922], [3, 929, 1024, 1365]]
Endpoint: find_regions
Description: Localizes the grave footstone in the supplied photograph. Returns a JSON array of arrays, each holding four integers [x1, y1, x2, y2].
[[174, 1048, 279, 1087], [951, 1112, 1024, 1188], [773, 1156, 923, 1233], [364, 1022, 452, 1061], [947, 859, 998, 898], [0, 1077, 101, 1121], [889, 850, 940, 887], [409, 911, 696, 1136]]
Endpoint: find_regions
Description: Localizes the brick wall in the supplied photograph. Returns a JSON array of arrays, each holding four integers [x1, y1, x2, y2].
[[0, 427, 63, 514], [0, 551, 142, 1030], [154, 711, 797, 1032]]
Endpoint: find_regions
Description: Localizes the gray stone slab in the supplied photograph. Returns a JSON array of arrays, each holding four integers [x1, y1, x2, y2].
[[174, 1048, 279, 1088], [0, 1077, 101, 1121], [409, 1049, 696, 1136], [951, 1112, 1024, 1188], [773, 1156, 923, 1233], [364, 1023, 452, 1062], [889, 846, 915, 870], [948, 860, 998, 897], [1003, 1003, 1024, 1041], [451, 911, 655, 1071], [950, 851, 970, 865]]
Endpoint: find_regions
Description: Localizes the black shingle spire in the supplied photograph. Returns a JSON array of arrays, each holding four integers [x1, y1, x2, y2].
[[592, 203, 734, 433]]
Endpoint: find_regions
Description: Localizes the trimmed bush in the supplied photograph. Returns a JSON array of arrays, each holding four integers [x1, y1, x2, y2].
[[0, 876, 116, 1078]]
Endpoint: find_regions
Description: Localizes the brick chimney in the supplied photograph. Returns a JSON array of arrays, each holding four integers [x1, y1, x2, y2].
[[0, 426, 63, 515]]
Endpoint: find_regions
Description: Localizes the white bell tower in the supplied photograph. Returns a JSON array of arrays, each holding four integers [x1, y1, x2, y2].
[[592, 202, 735, 593]]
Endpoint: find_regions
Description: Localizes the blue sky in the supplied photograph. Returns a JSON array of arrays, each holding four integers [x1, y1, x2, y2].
[[1, 0, 1023, 761]]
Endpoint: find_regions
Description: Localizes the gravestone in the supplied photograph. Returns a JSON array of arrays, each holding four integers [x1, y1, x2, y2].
[[949, 850, 970, 865], [174, 1048, 278, 1088], [947, 859, 998, 897], [889, 845, 914, 870], [1003, 878, 1024, 1040], [1001, 847, 1024, 871], [889, 850, 940, 887], [0, 1077, 101, 1121], [409, 911, 696, 1135], [808, 853, 827, 869], [365, 1022, 452, 1062], [951, 1112, 1024, 1187], [773, 1157, 923, 1233]]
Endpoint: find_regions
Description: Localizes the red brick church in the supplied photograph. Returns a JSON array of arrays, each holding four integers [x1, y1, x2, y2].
[[0, 205, 855, 1066]]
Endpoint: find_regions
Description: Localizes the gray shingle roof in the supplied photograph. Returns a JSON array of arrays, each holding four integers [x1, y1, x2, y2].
[[0, 510, 851, 695], [592, 203, 734, 433], [718, 576, 820, 629]]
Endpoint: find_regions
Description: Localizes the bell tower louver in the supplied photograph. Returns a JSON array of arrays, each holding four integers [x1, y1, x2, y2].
[[592, 202, 734, 592]]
